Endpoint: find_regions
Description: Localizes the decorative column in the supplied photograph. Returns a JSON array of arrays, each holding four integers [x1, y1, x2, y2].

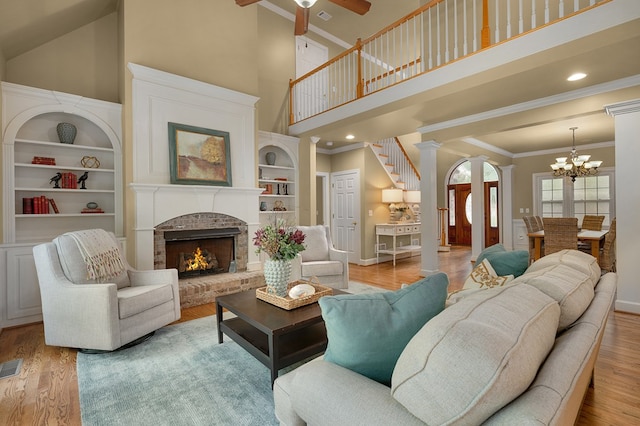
[[469, 156, 487, 260], [499, 165, 515, 250], [416, 141, 441, 276], [605, 98, 640, 314]]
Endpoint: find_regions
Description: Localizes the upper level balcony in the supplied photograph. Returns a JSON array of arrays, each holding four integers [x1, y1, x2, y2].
[[288, 0, 640, 152]]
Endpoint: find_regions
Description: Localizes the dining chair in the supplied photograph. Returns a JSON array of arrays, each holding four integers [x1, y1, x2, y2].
[[581, 215, 605, 231], [523, 216, 543, 263], [599, 218, 616, 273], [543, 218, 578, 256]]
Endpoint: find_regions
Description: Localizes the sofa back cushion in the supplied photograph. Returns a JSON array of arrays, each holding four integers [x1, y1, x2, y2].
[[525, 249, 600, 285], [509, 262, 595, 331], [391, 284, 560, 425], [54, 232, 130, 289], [319, 273, 449, 386]]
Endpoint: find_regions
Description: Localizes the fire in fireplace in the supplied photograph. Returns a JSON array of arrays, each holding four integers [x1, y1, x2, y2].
[[164, 228, 241, 278]]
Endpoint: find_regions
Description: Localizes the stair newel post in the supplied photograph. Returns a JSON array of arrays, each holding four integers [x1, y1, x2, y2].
[[356, 38, 364, 99], [289, 78, 295, 125]]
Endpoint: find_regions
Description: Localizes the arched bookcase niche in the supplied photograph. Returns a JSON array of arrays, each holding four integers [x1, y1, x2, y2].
[[3, 103, 123, 244]]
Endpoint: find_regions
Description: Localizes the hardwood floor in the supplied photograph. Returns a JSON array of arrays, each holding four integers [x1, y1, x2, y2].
[[1, 247, 639, 425]]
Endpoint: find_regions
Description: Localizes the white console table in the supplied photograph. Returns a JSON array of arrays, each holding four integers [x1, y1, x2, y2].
[[376, 223, 421, 266]]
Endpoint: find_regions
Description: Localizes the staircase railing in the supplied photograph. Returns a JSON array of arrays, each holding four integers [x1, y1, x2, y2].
[[378, 138, 421, 191], [289, 0, 605, 124]]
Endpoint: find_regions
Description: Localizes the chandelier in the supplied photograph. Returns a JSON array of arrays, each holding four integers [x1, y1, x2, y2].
[[550, 127, 602, 182]]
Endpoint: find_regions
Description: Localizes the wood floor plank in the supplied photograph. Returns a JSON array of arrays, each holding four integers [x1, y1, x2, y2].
[[1, 246, 638, 425]]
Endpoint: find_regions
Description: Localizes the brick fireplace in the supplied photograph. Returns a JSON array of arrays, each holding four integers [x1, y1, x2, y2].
[[154, 213, 264, 308]]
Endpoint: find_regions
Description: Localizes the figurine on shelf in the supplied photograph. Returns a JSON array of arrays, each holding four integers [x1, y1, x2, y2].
[[77, 171, 89, 189], [49, 172, 62, 188]]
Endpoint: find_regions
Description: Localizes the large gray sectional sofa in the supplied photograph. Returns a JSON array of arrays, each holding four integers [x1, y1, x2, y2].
[[274, 250, 617, 425]]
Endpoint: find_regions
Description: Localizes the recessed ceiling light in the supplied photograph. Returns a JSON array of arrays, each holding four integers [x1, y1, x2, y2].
[[346, 134, 355, 140], [567, 72, 587, 81], [326, 141, 333, 146]]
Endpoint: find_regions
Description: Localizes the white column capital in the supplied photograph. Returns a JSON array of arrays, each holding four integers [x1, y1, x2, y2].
[[605, 98, 640, 116], [416, 140, 441, 151]]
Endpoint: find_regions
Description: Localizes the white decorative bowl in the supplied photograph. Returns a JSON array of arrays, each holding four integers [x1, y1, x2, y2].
[[288, 283, 316, 299]]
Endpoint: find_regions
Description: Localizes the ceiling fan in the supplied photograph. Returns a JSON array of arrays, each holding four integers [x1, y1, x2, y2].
[[236, 0, 372, 36]]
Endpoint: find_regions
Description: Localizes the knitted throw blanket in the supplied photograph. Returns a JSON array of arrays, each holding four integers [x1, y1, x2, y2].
[[65, 229, 126, 281]]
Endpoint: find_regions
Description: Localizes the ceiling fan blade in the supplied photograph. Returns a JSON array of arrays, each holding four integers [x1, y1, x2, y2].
[[328, 0, 371, 15], [235, 0, 261, 6], [294, 6, 309, 36]]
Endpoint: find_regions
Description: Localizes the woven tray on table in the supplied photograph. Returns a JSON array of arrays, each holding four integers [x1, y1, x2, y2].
[[256, 278, 333, 310]]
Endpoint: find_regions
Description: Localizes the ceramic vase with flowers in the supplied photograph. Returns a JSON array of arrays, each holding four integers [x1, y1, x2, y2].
[[253, 220, 306, 297]]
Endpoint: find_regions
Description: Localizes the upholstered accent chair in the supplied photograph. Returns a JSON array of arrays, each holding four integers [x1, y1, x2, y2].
[[290, 225, 349, 289], [543, 217, 578, 256], [32, 230, 180, 351]]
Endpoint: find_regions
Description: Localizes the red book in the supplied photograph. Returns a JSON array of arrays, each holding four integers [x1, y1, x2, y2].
[[23, 198, 33, 214], [49, 198, 59, 214]]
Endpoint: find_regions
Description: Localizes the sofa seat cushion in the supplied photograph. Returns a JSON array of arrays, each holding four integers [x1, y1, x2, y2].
[[297, 226, 329, 262], [319, 273, 449, 385], [476, 244, 529, 277], [300, 260, 343, 277], [510, 262, 596, 331], [118, 284, 174, 319], [391, 284, 560, 426], [525, 249, 600, 285]]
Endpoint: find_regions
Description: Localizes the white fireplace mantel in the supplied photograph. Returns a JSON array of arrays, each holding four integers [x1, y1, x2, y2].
[[130, 183, 263, 271]]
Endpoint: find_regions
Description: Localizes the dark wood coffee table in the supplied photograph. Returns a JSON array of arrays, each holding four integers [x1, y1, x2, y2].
[[216, 288, 345, 386]]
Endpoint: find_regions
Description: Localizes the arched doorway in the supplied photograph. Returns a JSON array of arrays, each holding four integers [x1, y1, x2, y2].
[[447, 161, 500, 246]]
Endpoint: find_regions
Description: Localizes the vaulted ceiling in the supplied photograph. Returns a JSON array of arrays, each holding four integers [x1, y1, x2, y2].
[[1, 0, 638, 158]]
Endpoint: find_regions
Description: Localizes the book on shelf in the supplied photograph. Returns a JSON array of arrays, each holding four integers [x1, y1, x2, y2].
[[81, 208, 105, 214], [61, 172, 78, 189], [49, 198, 60, 214], [22, 197, 33, 214], [27, 195, 50, 214], [32, 156, 56, 165]]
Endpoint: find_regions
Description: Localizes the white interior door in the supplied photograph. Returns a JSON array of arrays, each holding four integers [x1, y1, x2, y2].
[[331, 170, 360, 264], [295, 37, 328, 121]]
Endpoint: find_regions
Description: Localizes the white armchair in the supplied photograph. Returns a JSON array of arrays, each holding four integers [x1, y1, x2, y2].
[[32, 230, 180, 351], [291, 225, 349, 289]]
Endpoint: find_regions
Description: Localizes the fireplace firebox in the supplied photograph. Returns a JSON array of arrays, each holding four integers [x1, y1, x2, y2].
[[164, 228, 241, 278]]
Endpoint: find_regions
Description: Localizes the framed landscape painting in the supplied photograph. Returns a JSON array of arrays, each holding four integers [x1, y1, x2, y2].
[[168, 122, 232, 186]]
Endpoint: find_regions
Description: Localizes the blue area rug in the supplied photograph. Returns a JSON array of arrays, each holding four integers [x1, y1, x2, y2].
[[77, 281, 384, 425], [77, 315, 280, 426]]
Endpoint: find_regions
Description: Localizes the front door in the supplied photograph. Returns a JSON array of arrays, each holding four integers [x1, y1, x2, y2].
[[448, 183, 472, 245], [447, 182, 500, 246]]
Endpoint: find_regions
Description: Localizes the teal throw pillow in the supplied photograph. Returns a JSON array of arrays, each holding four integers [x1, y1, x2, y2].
[[477, 244, 528, 277], [319, 273, 449, 386]]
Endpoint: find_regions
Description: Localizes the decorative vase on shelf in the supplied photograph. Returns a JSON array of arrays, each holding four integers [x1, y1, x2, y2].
[[265, 151, 276, 166], [263, 258, 292, 297], [56, 122, 77, 144]]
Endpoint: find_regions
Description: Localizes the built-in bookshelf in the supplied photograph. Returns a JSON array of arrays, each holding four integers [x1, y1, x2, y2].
[[258, 132, 299, 226], [1, 82, 122, 327]]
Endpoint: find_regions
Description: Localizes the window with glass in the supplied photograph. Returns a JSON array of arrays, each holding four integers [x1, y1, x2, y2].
[[534, 170, 614, 227]]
